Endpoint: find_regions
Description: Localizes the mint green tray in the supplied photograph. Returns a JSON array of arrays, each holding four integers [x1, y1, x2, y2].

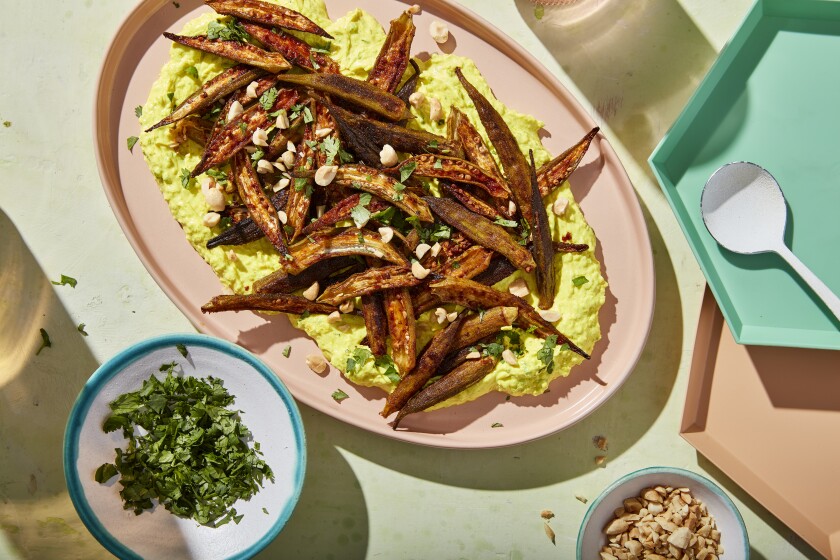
[[650, 0, 840, 350]]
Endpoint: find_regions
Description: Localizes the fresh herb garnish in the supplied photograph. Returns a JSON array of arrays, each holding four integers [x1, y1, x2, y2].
[[282, 345, 291, 358], [399, 161, 416, 183], [451, 261, 461, 269], [491, 422, 504, 428], [537, 335, 558, 374], [185, 65, 199, 80], [206, 19, 250, 42], [346, 347, 372, 373], [572, 276, 589, 287], [77, 323, 89, 336], [250, 148, 265, 162], [259, 87, 278, 111], [534, 5, 545, 19], [176, 344, 188, 358], [302, 106, 314, 124], [391, 182, 406, 202], [427, 139, 438, 150], [433, 158, 443, 170], [238, 122, 247, 134], [320, 136, 340, 165], [351, 193, 372, 228], [494, 218, 518, 228], [262, 507, 269, 515], [480, 342, 505, 359], [127, 136, 139, 152], [294, 177, 309, 192], [375, 355, 400, 383], [309, 53, 321, 71], [331, 389, 349, 402], [135, 105, 143, 117], [96, 368, 273, 526], [51, 274, 77, 288], [180, 168, 193, 189], [206, 168, 228, 184], [36, 328, 51, 355]]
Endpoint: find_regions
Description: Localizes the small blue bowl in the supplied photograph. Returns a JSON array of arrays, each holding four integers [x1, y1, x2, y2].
[[64, 333, 306, 560], [577, 466, 749, 559]]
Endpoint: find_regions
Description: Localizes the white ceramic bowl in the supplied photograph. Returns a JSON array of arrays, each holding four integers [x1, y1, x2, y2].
[[64, 333, 306, 560], [577, 466, 749, 559]]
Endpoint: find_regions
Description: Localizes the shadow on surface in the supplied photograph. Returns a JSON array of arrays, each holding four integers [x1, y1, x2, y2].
[[697, 455, 823, 560], [0, 211, 108, 559], [514, 0, 718, 177], [327, 197, 681, 491], [260, 403, 369, 559]]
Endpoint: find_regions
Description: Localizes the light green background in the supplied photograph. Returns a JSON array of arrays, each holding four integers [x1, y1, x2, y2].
[[0, 0, 821, 558]]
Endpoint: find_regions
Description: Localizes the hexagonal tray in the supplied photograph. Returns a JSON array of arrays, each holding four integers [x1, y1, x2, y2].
[[682, 289, 840, 559], [650, 0, 840, 349]]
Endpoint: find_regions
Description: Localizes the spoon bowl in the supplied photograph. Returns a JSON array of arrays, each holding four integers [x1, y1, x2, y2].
[[701, 161, 840, 321]]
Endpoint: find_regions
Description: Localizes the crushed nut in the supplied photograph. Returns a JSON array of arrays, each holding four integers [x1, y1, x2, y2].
[[552, 196, 569, 216], [201, 177, 226, 211], [327, 310, 341, 324], [430, 242, 442, 257], [202, 212, 221, 228], [538, 309, 561, 323], [245, 80, 259, 98], [339, 300, 354, 314], [252, 127, 269, 146], [575, 495, 588, 504], [302, 281, 319, 301], [540, 510, 555, 520], [315, 127, 333, 139], [275, 109, 290, 129], [507, 277, 529, 298], [415, 243, 432, 259], [378, 226, 394, 243], [406, 4, 421, 14], [502, 349, 518, 366], [599, 486, 723, 560], [305, 354, 328, 374], [408, 91, 425, 108], [281, 150, 296, 168], [446, 311, 458, 322], [429, 20, 449, 44], [411, 260, 430, 279], [256, 159, 274, 174], [278, 210, 288, 225], [465, 351, 481, 360], [314, 164, 338, 186], [544, 522, 556, 545], [227, 100, 244, 121], [379, 143, 399, 167], [595, 456, 606, 467], [508, 200, 517, 215], [273, 177, 290, 192], [428, 97, 443, 121], [434, 307, 448, 324], [593, 435, 608, 451]]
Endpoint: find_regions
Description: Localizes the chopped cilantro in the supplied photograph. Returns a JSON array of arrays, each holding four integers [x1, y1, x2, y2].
[[300, 310, 311, 319], [77, 323, 89, 336], [491, 422, 504, 428], [288, 103, 304, 120], [346, 347, 372, 373], [400, 161, 417, 182], [309, 53, 320, 70], [94, 463, 118, 483], [572, 276, 589, 287], [262, 507, 269, 515], [302, 106, 314, 124], [36, 328, 51, 355], [176, 343, 188, 358], [180, 168, 193, 189], [391, 182, 406, 202], [282, 345, 291, 358], [185, 65, 199, 80], [2, 121, 11, 128], [537, 335, 558, 374], [206, 168, 228, 184], [126, 136, 139, 152], [494, 218, 518, 228], [427, 139, 438, 149], [259, 87, 278, 111], [311, 45, 331, 53], [481, 342, 505, 359], [294, 177, 309, 192], [433, 158, 443, 170], [375, 355, 400, 383], [134, 105, 143, 117], [535, 5, 545, 19], [95, 369, 273, 526], [351, 193, 373, 228], [451, 261, 461, 269], [320, 136, 340, 165], [250, 148, 264, 162], [331, 389, 349, 403], [51, 274, 77, 288], [206, 19, 250, 42], [238, 122, 247, 134]]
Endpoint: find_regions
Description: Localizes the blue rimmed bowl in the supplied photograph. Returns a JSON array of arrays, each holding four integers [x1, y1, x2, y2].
[[63, 333, 306, 560], [577, 466, 749, 559]]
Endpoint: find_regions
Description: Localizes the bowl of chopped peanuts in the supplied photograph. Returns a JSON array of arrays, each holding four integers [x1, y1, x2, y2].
[[577, 466, 749, 560]]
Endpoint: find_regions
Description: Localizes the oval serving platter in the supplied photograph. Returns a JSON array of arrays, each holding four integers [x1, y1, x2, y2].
[[94, 0, 654, 448]]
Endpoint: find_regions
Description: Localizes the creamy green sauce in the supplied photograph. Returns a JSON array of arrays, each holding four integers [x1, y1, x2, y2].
[[139, 0, 606, 407]]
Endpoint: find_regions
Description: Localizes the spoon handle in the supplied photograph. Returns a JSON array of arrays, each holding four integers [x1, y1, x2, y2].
[[775, 245, 840, 322]]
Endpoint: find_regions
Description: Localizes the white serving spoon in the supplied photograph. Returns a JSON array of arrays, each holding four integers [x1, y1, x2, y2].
[[701, 161, 840, 321]]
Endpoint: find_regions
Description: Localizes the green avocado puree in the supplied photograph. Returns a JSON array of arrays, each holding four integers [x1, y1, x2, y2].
[[138, 0, 606, 408]]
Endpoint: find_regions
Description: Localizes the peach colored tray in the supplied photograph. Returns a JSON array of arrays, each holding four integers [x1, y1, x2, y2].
[[682, 289, 840, 559], [94, 0, 654, 448]]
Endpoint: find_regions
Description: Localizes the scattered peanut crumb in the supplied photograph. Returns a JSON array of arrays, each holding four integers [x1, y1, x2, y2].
[[575, 494, 588, 504], [595, 456, 606, 467], [543, 522, 555, 545], [593, 435, 608, 451], [540, 510, 554, 520]]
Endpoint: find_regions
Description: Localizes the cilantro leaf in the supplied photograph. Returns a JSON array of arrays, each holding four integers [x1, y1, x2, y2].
[[351, 195, 372, 228], [433, 158, 443, 170], [491, 422, 504, 428], [180, 168, 193, 189], [302, 106, 313, 124], [494, 218, 518, 228], [375, 355, 400, 383], [206, 19, 250, 42], [127, 136, 139, 152], [320, 136, 340, 165], [346, 347, 372, 373], [36, 328, 51, 355], [399, 161, 416, 183], [176, 344, 188, 358], [77, 323, 89, 336], [135, 105, 143, 117], [51, 274, 77, 288], [331, 389, 349, 403], [282, 345, 291, 358], [185, 65, 199, 80], [94, 463, 118, 483], [537, 335, 558, 374], [259, 87, 278, 111], [572, 276, 589, 287], [206, 168, 228, 184]]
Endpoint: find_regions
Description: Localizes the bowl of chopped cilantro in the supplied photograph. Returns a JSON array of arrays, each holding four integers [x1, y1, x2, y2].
[[63, 333, 306, 560]]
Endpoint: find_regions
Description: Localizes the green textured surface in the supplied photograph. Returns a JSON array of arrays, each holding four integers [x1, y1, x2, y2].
[[651, 0, 840, 349]]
